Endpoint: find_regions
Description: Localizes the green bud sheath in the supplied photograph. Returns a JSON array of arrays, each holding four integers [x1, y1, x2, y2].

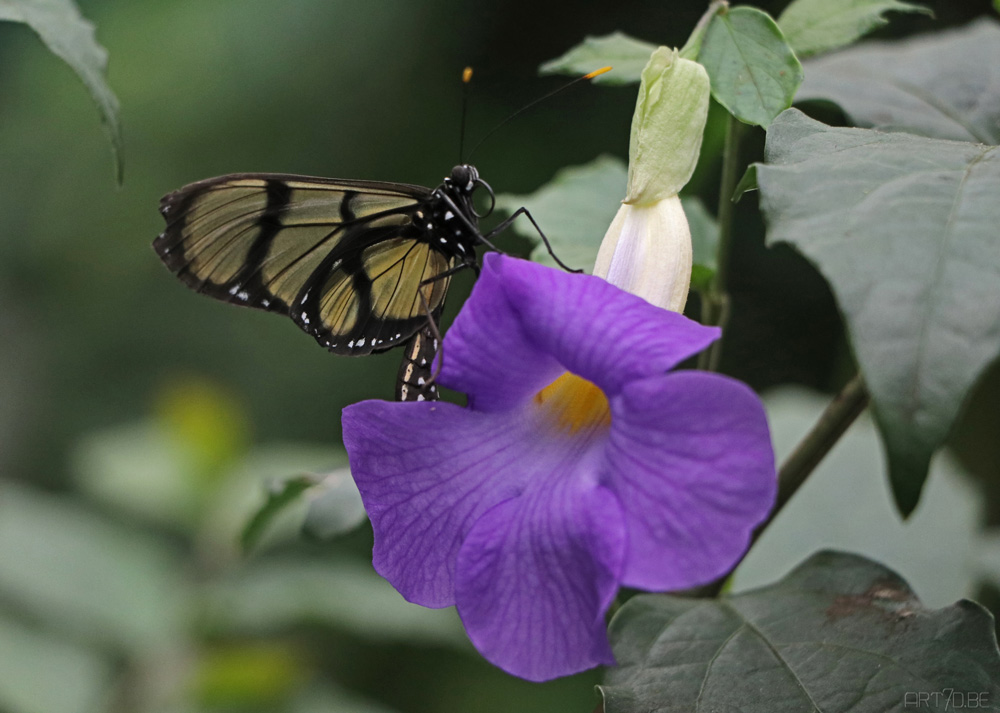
[[625, 48, 710, 204]]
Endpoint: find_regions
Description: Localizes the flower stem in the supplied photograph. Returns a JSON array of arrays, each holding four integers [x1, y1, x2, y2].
[[698, 374, 870, 597], [698, 114, 745, 371]]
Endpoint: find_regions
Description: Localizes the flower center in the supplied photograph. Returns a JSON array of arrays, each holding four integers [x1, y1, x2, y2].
[[533, 373, 611, 435]]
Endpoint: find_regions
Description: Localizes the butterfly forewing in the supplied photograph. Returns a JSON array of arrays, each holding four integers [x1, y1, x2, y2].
[[154, 173, 455, 355]]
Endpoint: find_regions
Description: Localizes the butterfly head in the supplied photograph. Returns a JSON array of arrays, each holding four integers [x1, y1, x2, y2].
[[446, 164, 494, 218]]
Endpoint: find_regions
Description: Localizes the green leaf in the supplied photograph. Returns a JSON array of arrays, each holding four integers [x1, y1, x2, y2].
[[0, 481, 190, 653], [756, 109, 1000, 515], [681, 195, 718, 291], [736, 388, 985, 608], [73, 422, 205, 529], [204, 559, 468, 649], [778, 0, 932, 58], [497, 157, 718, 292], [302, 466, 368, 540], [0, 0, 123, 182], [601, 551, 1000, 713], [240, 466, 367, 550], [241, 474, 317, 552], [679, 1, 727, 60], [0, 614, 112, 713], [698, 6, 804, 127], [204, 443, 351, 557], [797, 18, 1000, 144], [732, 163, 758, 202], [539, 32, 657, 85], [495, 155, 627, 273]]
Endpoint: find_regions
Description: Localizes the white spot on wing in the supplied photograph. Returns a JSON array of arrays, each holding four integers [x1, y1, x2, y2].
[[357, 338, 366, 347], [444, 211, 454, 221]]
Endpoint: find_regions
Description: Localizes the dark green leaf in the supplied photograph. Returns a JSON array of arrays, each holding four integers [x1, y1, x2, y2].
[[681, 195, 718, 291], [0, 0, 123, 182], [241, 475, 317, 552], [698, 6, 804, 127], [757, 109, 1000, 514], [778, 0, 932, 58], [601, 551, 1000, 713], [797, 18, 1000, 144], [495, 155, 627, 273], [539, 32, 657, 85]]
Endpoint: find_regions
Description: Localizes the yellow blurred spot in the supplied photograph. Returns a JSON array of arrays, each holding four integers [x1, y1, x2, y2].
[[155, 374, 248, 482], [193, 643, 306, 707], [463, 66, 473, 83], [534, 373, 611, 435]]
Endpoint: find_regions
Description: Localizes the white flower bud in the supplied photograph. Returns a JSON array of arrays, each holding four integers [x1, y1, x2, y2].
[[594, 46, 709, 313], [593, 195, 693, 313]]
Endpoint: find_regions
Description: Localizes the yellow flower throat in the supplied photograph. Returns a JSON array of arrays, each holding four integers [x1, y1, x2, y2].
[[533, 373, 611, 435]]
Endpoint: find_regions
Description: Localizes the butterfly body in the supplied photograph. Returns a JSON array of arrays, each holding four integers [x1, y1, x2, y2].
[[155, 164, 488, 357]]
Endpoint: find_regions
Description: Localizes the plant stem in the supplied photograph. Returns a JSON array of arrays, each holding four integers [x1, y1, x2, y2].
[[698, 374, 870, 597], [766, 374, 870, 528], [698, 114, 745, 371]]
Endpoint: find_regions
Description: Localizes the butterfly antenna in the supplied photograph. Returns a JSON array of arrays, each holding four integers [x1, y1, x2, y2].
[[459, 66, 473, 163], [466, 66, 611, 160]]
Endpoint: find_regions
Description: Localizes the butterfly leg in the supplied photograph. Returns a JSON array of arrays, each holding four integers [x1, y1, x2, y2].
[[417, 287, 445, 376], [484, 207, 583, 273], [411, 259, 478, 391]]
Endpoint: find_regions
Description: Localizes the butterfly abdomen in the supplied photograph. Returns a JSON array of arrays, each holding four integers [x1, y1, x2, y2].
[[396, 323, 441, 402]]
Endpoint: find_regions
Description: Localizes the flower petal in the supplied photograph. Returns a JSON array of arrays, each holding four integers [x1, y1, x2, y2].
[[454, 467, 626, 682], [441, 255, 719, 410], [605, 371, 776, 590], [343, 399, 530, 607]]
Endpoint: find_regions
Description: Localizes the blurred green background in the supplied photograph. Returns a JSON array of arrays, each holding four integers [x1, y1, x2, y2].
[[0, 1, 996, 712]]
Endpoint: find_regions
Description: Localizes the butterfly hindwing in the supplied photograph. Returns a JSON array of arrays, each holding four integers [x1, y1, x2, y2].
[[155, 173, 454, 355]]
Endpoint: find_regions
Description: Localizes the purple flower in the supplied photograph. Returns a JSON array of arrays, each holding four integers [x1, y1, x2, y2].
[[342, 254, 776, 681]]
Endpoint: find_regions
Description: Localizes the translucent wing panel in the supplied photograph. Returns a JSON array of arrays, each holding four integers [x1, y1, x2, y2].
[[155, 173, 425, 312], [305, 237, 454, 354], [154, 172, 464, 356]]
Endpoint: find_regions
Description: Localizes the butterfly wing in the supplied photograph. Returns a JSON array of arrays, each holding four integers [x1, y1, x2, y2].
[[155, 173, 454, 355]]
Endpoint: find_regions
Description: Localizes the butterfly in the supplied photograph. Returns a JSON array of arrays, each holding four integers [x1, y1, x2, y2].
[[154, 164, 566, 401]]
